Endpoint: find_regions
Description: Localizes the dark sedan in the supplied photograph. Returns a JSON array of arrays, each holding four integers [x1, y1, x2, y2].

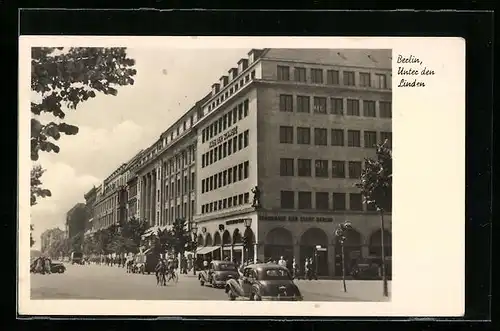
[[199, 260, 239, 288], [225, 264, 303, 301], [50, 262, 66, 273]]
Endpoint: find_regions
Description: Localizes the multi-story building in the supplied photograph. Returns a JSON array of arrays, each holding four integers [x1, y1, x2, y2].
[[190, 48, 392, 276], [83, 186, 98, 233], [66, 203, 87, 248], [40, 227, 65, 254], [123, 149, 145, 221], [93, 164, 128, 231], [135, 94, 210, 231]]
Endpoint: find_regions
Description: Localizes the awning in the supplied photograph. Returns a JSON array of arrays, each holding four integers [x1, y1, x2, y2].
[[196, 246, 220, 255]]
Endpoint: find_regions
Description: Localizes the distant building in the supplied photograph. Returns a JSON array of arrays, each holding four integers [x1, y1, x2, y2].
[[83, 186, 98, 233], [66, 203, 87, 249], [40, 228, 65, 253]]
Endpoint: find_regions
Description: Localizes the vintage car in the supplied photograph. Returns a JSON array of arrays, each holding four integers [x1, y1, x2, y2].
[[225, 264, 303, 301], [50, 262, 66, 273], [199, 260, 239, 288]]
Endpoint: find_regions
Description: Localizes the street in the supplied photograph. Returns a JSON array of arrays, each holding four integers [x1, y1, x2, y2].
[[31, 263, 390, 301]]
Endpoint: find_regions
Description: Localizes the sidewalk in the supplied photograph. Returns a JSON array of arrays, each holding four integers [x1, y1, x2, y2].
[[295, 279, 391, 302]]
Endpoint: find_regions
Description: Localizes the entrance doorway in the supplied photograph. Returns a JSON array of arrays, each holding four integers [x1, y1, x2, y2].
[[299, 228, 329, 277], [334, 228, 362, 277], [264, 227, 294, 267]]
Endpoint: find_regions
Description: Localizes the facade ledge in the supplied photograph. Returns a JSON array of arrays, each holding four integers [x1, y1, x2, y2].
[[194, 206, 257, 223], [255, 79, 392, 94]]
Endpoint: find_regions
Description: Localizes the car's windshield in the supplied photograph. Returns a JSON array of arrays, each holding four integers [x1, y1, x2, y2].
[[215, 263, 237, 271], [72, 252, 83, 258], [258, 268, 291, 280]]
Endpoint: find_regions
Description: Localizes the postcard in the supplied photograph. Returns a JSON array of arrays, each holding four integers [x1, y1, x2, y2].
[[19, 36, 465, 317]]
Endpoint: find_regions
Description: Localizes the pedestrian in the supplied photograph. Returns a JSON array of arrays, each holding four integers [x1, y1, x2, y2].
[[203, 258, 209, 270], [278, 256, 287, 268], [292, 258, 297, 279], [304, 258, 310, 280], [310, 257, 318, 280], [44, 256, 52, 274]]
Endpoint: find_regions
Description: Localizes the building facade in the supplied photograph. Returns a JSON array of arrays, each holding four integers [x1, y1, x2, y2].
[[83, 186, 98, 234], [134, 95, 210, 230], [66, 203, 87, 248], [191, 49, 392, 276], [40, 228, 65, 254]]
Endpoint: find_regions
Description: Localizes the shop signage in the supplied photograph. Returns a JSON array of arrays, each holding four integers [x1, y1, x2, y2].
[[258, 215, 334, 223], [208, 126, 238, 148], [226, 219, 245, 226]]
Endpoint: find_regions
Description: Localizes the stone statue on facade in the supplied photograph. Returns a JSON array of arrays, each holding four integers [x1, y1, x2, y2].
[[251, 186, 261, 208]]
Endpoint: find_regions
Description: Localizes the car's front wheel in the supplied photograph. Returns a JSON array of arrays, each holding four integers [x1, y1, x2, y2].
[[251, 291, 262, 301], [228, 291, 236, 301]]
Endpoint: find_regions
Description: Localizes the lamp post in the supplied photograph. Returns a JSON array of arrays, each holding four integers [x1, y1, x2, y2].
[[243, 218, 252, 263], [191, 222, 198, 275], [218, 224, 224, 260], [335, 221, 352, 293]]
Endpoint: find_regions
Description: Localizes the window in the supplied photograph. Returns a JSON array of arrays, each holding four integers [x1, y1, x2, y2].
[[298, 159, 312, 177], [279, 94, 293, 112], [332, 193, 346, 211], [376, 73, 387, 89], [281, 191, 295, 209], [316, 192, 329, 210], [222, 142, 227, 157], [228, 111, 232, 126], [363, 100, 376, 117], [238, 104, 243, 120], [327, 70, 339, 85], [315, 160, 328, 177], [343, 71, 355, 86], [277, 65, 290, 81], [228, 197, 233, 208], [311, 68, 323, 84], [331, 98, 343, 115], [232, 137, 237, 151], [298, 191, 312, 209], [218, 173, 223, 188], [331, 129, 344, 146], [314, 128, 328, 146], [184, 175, 188, 192], [238, 164, 243, 181], [233, 166, 237, 182], [238, 133, 243, 150], [313, 97, 327, 114], [348, 161, 362, 179], [244, 100, 249, 117], [350, 193, 363, 211], [297, 127, 310, 144], [244, 130, 249, 147], [232, 108, 237, 124], [227, 140, 232, 155], [297, 96, 310, 113], [218, 145, 223, 160], [228, 168, 233, 184], [380, 132, 392, 148], [214, 147, 218, 162], [347, 130, 361, 147], [223, 170, 227, 186], [380, 101, 392, 118], [347, 99, 360, 116], [280, 158, 294, 176], [331, 161, 345, 178], [233, 196, 238, 206], [364, 131, 377, 148], [360, 72, 371, 87], [280, 126, 293, 144], [294, 67, 306, 82], [244, 161, 249, 178], [244, 192, 250, 204]]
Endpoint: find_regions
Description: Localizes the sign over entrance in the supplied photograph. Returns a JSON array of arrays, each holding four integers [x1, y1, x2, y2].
[[258, 215, 334, 223]]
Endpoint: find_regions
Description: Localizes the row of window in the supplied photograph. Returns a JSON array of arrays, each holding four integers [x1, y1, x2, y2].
[[279, 126, 392, 148], [207, 71, 255, 112], [279, 95, 392, 118], [201, 192, 251, 214], [164, 145, 196, 176], [202, 161, 250, 193], [280, 159, 365, 178], [280, 191, 380, 211], [201, 130, 250, 168], [202, 99, 249, 143], [163, 200, 196, 226], [164, 172, 196, 198], [277, 65, 389, 89]]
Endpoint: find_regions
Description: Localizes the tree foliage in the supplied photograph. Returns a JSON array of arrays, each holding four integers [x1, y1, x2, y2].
[[30, 224, 35, 247], [31, 47, 137, 162], [356, 140, 392, 212], [30, 164, 52, 206]]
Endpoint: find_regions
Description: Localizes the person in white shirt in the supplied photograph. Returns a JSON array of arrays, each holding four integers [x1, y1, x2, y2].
[[278, 256, 287, 268]]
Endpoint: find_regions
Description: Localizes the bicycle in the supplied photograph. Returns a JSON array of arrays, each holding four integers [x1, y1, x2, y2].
[[165, 269, 179, 284]]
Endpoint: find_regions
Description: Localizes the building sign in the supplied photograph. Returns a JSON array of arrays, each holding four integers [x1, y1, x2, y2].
[[208, 126, 238, 148], [225, 219, 245, 226], [258, 215, 334, 223]]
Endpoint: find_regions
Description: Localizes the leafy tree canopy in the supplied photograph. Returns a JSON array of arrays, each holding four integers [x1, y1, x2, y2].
[[356, 140, 392, 212], [30, 164, 52, 206], [31, 47, 137, 162], [30, 224, 35, 247]]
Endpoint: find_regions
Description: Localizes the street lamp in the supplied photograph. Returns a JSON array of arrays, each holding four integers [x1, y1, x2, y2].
[[191, 222, 198, 275], [218, 224, 225, 260], [335, 221, 352, 293], [243, 218, 252, 263]]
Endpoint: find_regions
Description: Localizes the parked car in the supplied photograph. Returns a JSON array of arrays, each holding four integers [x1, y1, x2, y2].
[[50, 262, 66, 273], [135, 252, 157, 274], [71, 251, 84, 265], [198, 260, 239, 288], [225, 264, 303, 301]]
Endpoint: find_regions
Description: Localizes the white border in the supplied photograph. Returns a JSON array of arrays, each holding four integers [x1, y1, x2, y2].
[[18, 36, 465, 316]]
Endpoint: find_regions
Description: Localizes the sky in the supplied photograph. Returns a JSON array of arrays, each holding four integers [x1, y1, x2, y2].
[[30, 47, 250, 249]]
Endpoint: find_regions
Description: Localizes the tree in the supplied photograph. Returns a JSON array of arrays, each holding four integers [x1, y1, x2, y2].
[[169, 218, 195, 255], [356, 140, 392, 297], [31, 164, 52, 206], [31, 47, 137, 162], [152, 228, 173, 257], [119, 217, 149, 253], [30, 47, 137, 205], [30, 224, 35, 247]]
